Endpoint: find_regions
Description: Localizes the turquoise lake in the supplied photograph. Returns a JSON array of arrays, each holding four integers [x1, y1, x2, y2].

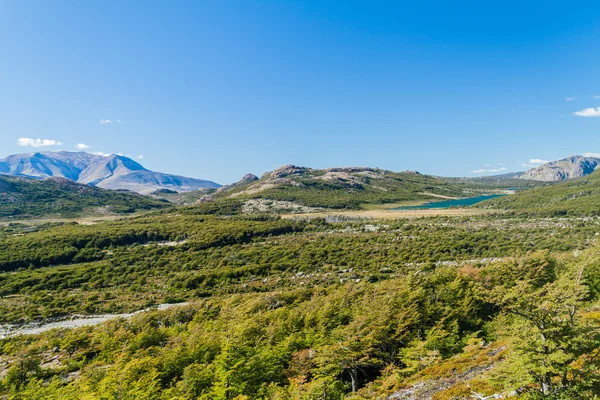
[[391, 194, 506, 210]]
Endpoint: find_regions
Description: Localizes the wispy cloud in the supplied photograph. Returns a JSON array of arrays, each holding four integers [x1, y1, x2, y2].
[[528, 158, 549, 165], [99, 119, 124, 124], [75, 143, 90, 150], [583, 152, 600, 158], [565, 97, 576, 102], [593, 96, 600, 99], [471, 167, 508, 174], [92, 151, 112, 157], [136, 155, 144, 159], [574, 107, 600, 117], [520, 158, 550, 169], [17, 138, 63, 147]]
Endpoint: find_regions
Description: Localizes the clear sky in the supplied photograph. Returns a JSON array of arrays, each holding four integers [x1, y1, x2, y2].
[[1, 1, 600, 184]]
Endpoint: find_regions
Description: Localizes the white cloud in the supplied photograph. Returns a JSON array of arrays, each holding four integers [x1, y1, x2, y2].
[[92, 151, 112, 157], [99, 119, 124, 124], [574, 107, 600, 117], [528, 158, 549, 165], [583, 152, 600, 158], [75, 143, 90, 150], [17, 138, 63, 147], [136, 155, 143, 159], [565, 97, 576, 102], [520, 159, 550, 169], [471, 167, 508, 174]]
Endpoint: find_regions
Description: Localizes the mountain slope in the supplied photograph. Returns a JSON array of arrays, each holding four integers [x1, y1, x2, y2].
[[0, 151, 96, 180], [0, 151, 220, 194], [478, 169, 600, 215], [520, 155, 600, 181], [0, 175, 169, 218], [214, 165, 516, 210]]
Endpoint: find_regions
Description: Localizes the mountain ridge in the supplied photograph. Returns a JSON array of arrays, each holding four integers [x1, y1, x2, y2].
[[519, 155, 600, 181], [0, 151, 220, 194]]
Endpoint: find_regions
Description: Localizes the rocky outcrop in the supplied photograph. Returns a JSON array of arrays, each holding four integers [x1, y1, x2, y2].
[[196, 195, 215, 204], [240, 173, 259, 183], [269, 165, 311, 179]]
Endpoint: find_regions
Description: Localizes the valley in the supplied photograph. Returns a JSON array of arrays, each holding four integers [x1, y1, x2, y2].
[[1, 158, 600, 399], [3, 3, 599, 397]]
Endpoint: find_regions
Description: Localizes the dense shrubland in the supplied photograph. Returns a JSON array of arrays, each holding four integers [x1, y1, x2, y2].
[[0, 215, 597, 323], [1, 211, 600, 398], [1, 248, 600, 398]]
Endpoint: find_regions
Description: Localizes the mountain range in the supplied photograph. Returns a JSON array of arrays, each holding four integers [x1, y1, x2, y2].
[[0, 151, 220, 194], [1, 151, 598, 200]]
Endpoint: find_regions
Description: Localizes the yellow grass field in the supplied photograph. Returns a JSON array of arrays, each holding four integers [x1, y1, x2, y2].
[[281, 207, 498, 220]]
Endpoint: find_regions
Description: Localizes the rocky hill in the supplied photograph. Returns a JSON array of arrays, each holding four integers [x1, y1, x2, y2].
[[520, 155, 600, 181], [214, 164, 515, 210], [0, 151, 220, 194]]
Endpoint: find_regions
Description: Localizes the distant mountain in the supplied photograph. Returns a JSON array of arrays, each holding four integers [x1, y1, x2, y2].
[[520, 156, 600, 181], [0, 175, 168, 218], [0, 151, 220, 194]]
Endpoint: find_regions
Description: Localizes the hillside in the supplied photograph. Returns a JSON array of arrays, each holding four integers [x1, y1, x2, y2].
[[0, 151, 221, 194], [1, 209, 600, 398], [520, 155, 600, 181], [213, 165, 520, 211], [0, 175, 169, 218], [477, 169, 600, 215]]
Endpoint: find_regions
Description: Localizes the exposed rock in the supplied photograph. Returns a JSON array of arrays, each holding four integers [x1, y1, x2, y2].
[[241, 199, 323, 214], [269, 165, 311, 179], [520, 156, 600, 181], [217, 173, 260, 193], [196, 195, 214, 204], [241, 173, 259, 182]]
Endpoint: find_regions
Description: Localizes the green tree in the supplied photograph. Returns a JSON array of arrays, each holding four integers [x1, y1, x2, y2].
[[497, 275, 600, 397]]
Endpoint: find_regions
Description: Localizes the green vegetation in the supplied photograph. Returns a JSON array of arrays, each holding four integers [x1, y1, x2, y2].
[[0, 175, 168, 219], [1, 207, 600, 398], [477, 170, 600, 216], [215, 167, 527, 210], [1, 170, 600, 399]]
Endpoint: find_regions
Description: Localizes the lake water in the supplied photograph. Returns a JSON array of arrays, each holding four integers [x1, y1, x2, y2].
[[392, 194, 505, 210]]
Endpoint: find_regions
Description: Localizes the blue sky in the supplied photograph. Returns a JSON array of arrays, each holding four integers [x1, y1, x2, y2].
[[1, 1, 600, 184]]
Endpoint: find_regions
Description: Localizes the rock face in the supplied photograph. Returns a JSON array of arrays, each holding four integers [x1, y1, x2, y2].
[[0, 151, 220, 194], [216, 173, 259, 192], [240, 174, 259, 183], [520, 156, 600, 181]]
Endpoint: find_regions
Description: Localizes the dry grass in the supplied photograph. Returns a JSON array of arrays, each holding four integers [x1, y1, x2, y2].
[[281, 208, 498, 220], [0, 214, 136, 226]]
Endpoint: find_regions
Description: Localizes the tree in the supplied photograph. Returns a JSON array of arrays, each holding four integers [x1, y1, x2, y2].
[[496, 274, 600, 397]]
